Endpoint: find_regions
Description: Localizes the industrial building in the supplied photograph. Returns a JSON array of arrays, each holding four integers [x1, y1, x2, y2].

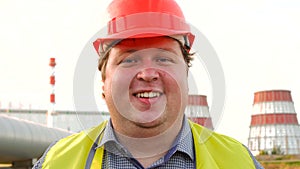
[[248, 90, 300, 155]]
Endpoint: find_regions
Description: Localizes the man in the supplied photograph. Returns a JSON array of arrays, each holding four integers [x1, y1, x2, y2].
[[33, 0, 263, 168]]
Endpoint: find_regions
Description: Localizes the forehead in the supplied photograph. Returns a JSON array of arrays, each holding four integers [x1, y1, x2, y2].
[[113, 36, 181, 51]]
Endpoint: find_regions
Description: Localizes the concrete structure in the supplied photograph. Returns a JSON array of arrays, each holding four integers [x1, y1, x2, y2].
[[185, 95, 213, 130], [248, 90, 300, 155]]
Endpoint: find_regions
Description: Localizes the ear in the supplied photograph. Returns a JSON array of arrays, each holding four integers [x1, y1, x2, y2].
[[186, 72, 189, 92], [101, 80, 105, 99]]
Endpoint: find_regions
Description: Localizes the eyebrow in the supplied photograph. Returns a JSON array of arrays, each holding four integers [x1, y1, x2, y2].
[[158, 47, 178, 55], [120, 47, 178, 55], [114, 49, 137, 58]]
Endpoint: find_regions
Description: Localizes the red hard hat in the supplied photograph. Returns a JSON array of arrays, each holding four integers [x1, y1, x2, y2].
[[93, 0, 195, 56]]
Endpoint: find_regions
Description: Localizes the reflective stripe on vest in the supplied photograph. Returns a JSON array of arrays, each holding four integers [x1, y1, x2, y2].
[[85, 135, 100, 169], [42, 120, 255, 169]]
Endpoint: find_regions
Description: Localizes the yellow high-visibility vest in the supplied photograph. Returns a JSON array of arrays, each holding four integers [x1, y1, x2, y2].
[[41, 120, 256, 169]]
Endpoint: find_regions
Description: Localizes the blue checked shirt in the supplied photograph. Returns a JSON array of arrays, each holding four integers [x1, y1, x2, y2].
[[97, 117, 195, 169]]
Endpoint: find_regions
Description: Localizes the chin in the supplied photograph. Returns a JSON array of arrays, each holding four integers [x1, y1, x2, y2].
[[132, 117, 164, 129]]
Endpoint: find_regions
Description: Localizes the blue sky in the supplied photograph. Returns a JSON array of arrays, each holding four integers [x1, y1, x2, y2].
[[0, 0, 300, 144]]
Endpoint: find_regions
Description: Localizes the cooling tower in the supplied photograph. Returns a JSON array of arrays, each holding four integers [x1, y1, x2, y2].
[[248, 90, 300, 155], [185, 95, 213, 130]]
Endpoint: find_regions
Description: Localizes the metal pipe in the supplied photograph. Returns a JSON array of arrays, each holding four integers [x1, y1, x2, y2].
[[0, 114, 72, 163]]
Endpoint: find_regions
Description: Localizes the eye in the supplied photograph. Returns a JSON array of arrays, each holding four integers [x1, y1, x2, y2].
[[121, 58, 137, 63], [119, 55, 140, 67], [157, 58, 170, 62], [155, 56, 174, 64]]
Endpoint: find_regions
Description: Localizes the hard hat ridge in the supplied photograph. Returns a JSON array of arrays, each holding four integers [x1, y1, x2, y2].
[[107, 0, 185, 20]]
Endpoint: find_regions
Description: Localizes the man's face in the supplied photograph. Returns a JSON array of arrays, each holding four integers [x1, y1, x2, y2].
[[103, 36, 188, 130]]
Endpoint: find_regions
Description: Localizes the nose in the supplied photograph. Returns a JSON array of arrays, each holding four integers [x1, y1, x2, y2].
[[136, 68, 159, 82]]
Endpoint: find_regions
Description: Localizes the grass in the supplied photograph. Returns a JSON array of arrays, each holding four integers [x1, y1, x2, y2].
[[257, 155, 300, 169]]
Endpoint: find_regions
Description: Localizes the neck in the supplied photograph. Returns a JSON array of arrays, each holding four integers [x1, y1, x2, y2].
[[114, 117, 183, 168]]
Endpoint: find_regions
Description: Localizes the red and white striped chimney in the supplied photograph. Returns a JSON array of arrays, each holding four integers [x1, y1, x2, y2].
[[248, 90, 300, 155], [47, 58, 56, 127], [185, 95, 213, 130]]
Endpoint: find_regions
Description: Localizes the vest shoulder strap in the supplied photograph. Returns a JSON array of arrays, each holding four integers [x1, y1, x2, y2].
[[189, 121, 256, 169], [42, 121, 107, 169]]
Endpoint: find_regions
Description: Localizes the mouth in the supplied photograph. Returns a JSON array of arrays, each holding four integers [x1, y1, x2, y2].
[[133, 91, 162, 99]]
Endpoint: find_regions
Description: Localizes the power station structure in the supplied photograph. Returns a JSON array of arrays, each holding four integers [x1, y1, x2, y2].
[[248, 90, 300, 155], [185, 95, 214, 130]]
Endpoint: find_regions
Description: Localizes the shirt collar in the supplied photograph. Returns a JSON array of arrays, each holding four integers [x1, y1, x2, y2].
[[97, 119, 116, 147], [174, 116, 195, 161], [97, 119, 130, 156], [96, 116, 194, 161]]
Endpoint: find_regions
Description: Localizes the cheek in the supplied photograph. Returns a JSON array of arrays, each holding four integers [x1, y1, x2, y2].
[[104, 62, 134, 90], [163, 66, 189, 110], [163, 71, 188, 116], [163, 66, 189, 92], [103, 69, 133, 114], [105, 67, 138, 105], [164, 77, 188, 96]]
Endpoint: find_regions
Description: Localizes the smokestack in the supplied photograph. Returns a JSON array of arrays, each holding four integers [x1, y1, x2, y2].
[[185, 95, 213, 130], [248, 90, 300, 155], [47, 58, 56, 127]]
